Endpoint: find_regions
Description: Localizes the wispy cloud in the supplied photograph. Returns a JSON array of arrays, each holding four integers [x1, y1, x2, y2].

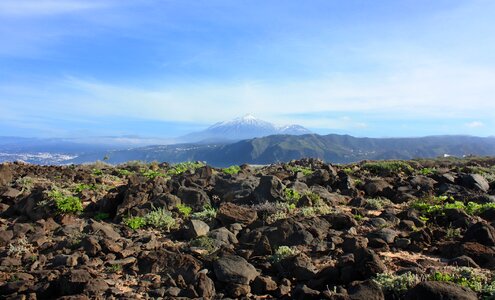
[[465, 121, 484, 128], [0, 1, 494, 137]]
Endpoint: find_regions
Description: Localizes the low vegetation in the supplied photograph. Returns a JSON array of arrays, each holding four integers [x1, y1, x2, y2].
[[167, 161, 205, 176], [124, 207, 176, 231], [222, 165, 241, 175], [48, 189, 83, 214], [192, 205, 217, 221], [362, 161, 414, 174], [270, 246, 299, 262]]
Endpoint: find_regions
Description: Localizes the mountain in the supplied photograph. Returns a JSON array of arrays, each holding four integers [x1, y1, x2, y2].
[[70, 134, 495, 167], [177, 114, 312, 143]]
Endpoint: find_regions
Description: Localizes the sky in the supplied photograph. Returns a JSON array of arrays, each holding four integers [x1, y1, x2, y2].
[[1, 0, 494, 139]]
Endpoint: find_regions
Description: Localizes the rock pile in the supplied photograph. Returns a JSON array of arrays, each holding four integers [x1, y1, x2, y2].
[[0, 157, 494, 299]]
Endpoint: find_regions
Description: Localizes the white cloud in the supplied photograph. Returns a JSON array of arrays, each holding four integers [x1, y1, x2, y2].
[[42, 61, 495, 130], [465, 121, 484, 128]]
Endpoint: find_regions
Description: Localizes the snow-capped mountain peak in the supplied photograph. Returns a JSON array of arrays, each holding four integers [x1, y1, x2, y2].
[[179, 115, 312, 143]]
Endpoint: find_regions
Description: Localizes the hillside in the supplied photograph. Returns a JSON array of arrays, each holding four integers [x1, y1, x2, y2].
[[1, 157, 495, 299], [71, 134, 495, 167]]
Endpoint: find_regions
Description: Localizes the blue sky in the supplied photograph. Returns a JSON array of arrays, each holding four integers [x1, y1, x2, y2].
[[1, 0, 494, 139]]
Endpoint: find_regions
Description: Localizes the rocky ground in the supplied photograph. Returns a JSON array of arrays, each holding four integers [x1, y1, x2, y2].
[[0, 157, 495, 299]]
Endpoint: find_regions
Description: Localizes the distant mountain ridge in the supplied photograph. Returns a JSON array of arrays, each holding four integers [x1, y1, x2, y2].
[[177, 114, 312, 143], [70, 134, 495, 167]]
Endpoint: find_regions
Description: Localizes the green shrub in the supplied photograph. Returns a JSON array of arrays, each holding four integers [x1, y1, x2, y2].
[[271, 246, 299, 262], [144, 207, 176, 231], [117, 169, 132, 176], [177, 203, 192, 218], [354, 214, 364, 221], [140, 169, 164, 180], [283, 188, 301, 205], [483, 280, 495, 299], [192, 205, 217, 221], [265, 211, 288, 224], [106, 264, 122, 273], [342, 167, 354, 175], [190, 236, 216, 253], [92, 168, 104, 176], [412, 198, 495, 218], [363, 161, 413, 174], [49, 190, 83, 214], [430, 267, 489, 292], [167, 162, 205, 176], [353, 179, 363, 186], [15, 176, 34, 192], [222, 165, 241, 175], [373, 272, 420, 294], [287, 166, 314, 176], [73, 183, 96, 193], [419, 168, 437, 176], [300, 204, 332, 217], [124, 216, 146, 230], [365, 198, 390, 210], [305, 191, 322, 206]]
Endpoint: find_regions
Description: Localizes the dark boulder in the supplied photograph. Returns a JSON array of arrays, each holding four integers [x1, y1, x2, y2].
[[177, 186, 211, 210], [405, 281, 477, 300], [462, 222, 495, 246], [348, 280, 384, 300], [138, 250, 201, 283], [460, 174, 490, 192], [253, 175, 284, 203], [217, 202, 257, 226], [213, 254, 258, 285]]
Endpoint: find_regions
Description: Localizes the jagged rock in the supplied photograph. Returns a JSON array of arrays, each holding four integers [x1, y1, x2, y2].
[[208, 227, 238, 245], [58, 269, 93, 296], [405, 281, 477, 300], [226, 283, 251, 297], [293, 284, 321, 300], [184, 219, 210, 239], [343, 236, 368, 253], [448, 256, 480, 268], [460, 174, 490, 192], [217, 202, 257, 225], [447, 242, 495, 269], [251, 275, 278, 295], [138, 250, 201, 283], [367, 228, 398, 244], [348, 280, 384, 300], [0, 164, 13, 187], [213, 254, 258, 285], [81, 236, 101, 257], [253, 175, 284, 203], [462, 222, 495, 246], [213, 175, 259, 203], [84, 278, 109, 295], [0, 280, 36, 296], [85, 220, 121, 241], [196, 272, 215, 300], [0, 229, 14, 246], [277, 253, 317, 281], [177, 186, 211, 210], [276, 278, 292, 297], [354, 248, 387, 279], [364, 179, 393, 197], [410, 175, 437, 192], [324, 213, 358, 230]]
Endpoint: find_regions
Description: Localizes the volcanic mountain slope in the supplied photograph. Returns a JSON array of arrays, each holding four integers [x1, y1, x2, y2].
[[71, 134, 495, 166], [1, 157, 495, 299], [177, 114, 312, 143]]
